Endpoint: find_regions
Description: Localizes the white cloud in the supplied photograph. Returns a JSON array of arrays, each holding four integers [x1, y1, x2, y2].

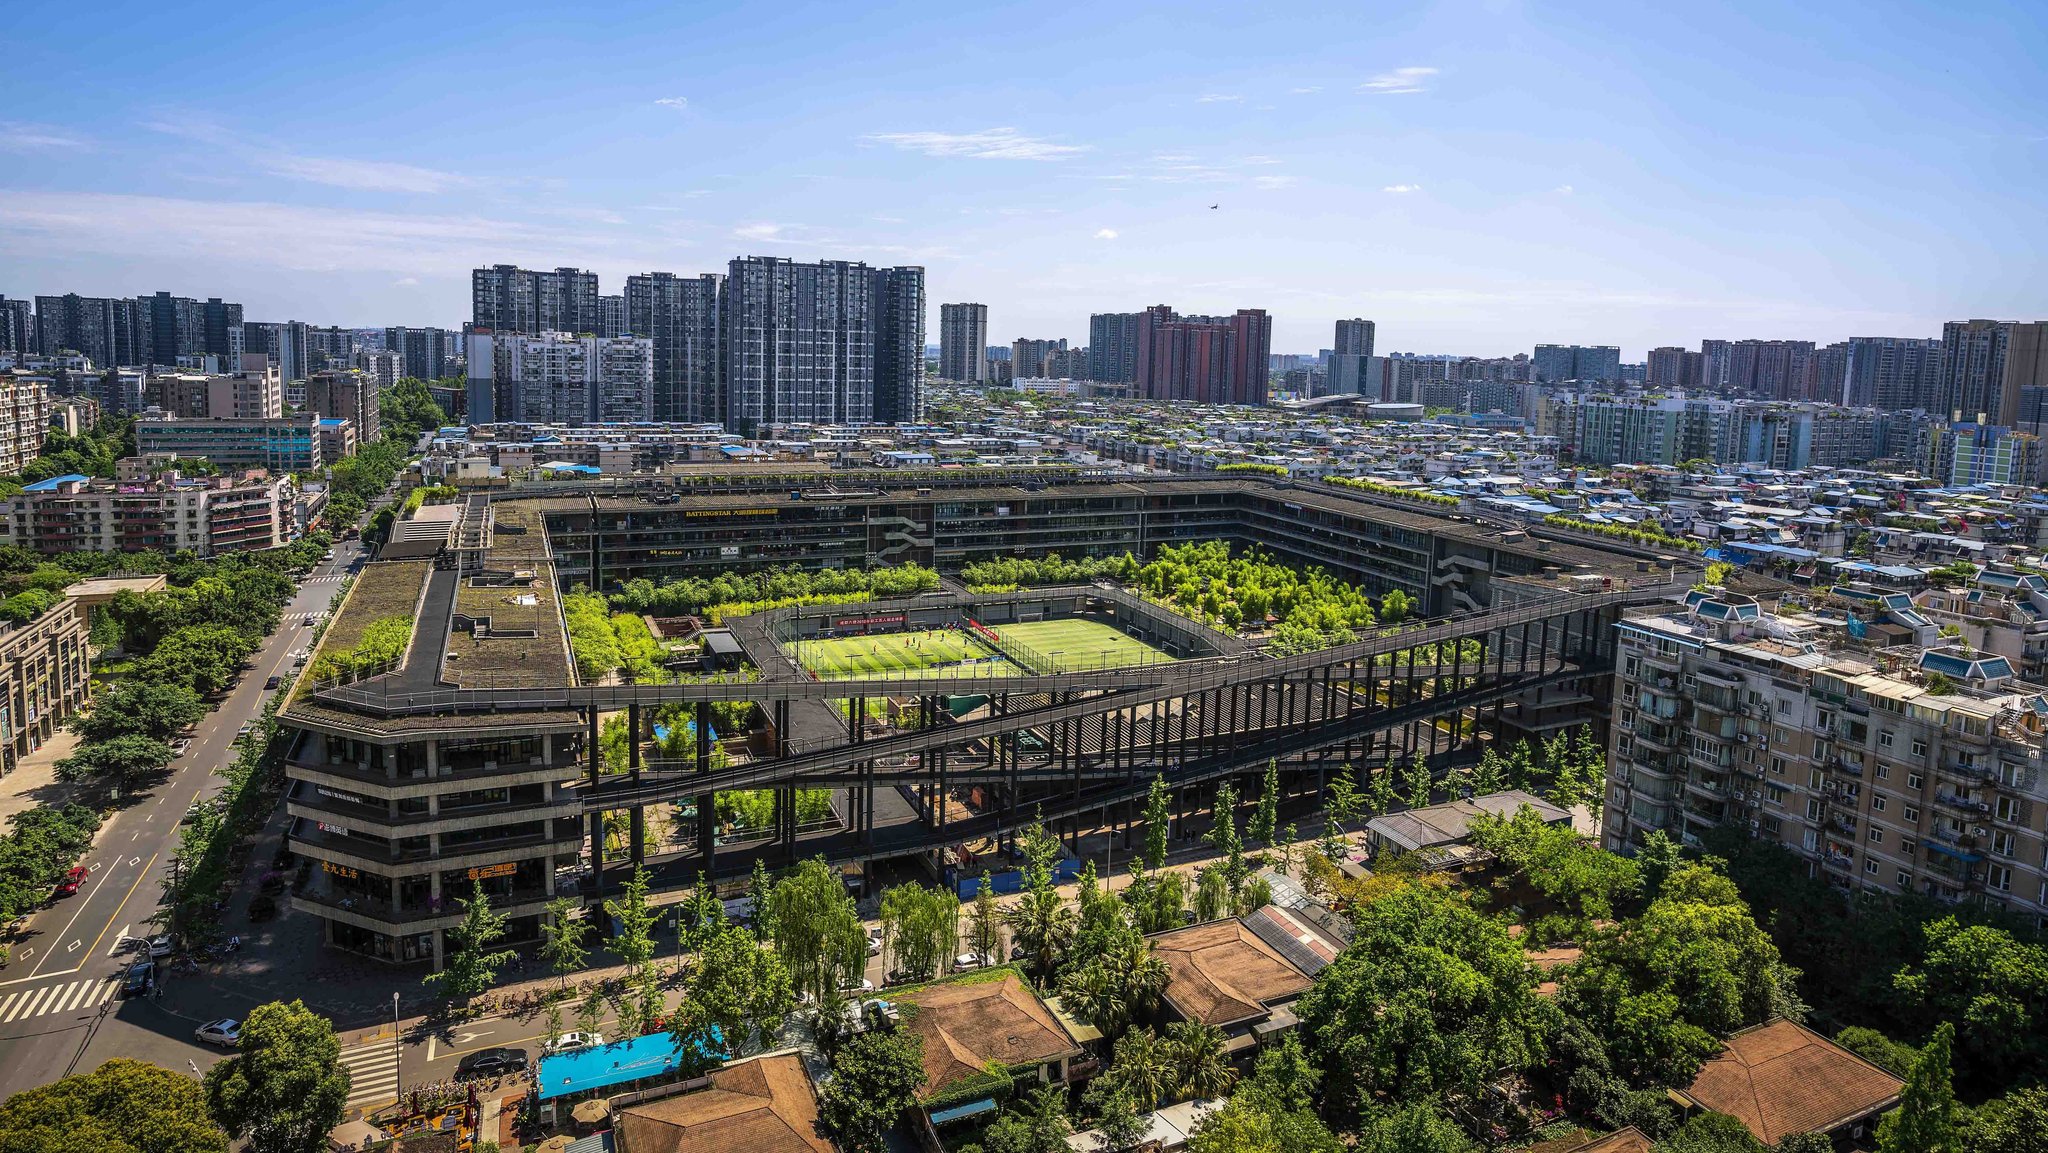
[[861, 127, 1087, 160], [733, 222, 787, 241], [1253, 174, 1295, 189], [264, 155, 467, 193], [0, 122, 89, 152], [1239, 155, 1284, 165], [0, 190, 634, 275], [393, 276, 419, 286], [1093, 228, 1118, 240], [1289, 86, 1323, 95], [1555, 184, 1575, 194], [654, 96, 689, 110], [1382, 183, 1423, 193], [1196, 94, 1242, 103], [1360, 66, 1437, 94]]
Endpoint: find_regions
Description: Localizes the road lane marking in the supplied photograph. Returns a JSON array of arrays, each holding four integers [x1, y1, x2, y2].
[[9, 986, 52, 1022], [106, 927, 130, 956], [0, 992, 18, 1019], [56, 981, 93, 1013], [96, 978, 117, 1005]]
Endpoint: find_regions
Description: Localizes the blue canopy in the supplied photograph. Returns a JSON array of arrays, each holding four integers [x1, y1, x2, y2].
[[537, 1029, 725, 1100]]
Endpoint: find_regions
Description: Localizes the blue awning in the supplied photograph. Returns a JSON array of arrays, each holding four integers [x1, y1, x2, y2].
[[1924, 841, 1982, 863], [536, 1029, 725, 1100], [929, 1098, 999, 1125]]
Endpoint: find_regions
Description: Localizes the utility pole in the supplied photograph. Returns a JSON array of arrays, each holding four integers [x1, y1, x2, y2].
[[391, 992, 402, 1104]]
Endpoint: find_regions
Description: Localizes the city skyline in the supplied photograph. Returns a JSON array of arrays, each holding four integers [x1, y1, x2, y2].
[[2, 0, 2042, 354]]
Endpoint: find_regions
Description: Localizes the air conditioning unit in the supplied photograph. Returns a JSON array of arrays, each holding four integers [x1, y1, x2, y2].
[[1759, 739, 1770, 750], [1971, 825, 1989, 837], [1736, 734, 1749, 744]]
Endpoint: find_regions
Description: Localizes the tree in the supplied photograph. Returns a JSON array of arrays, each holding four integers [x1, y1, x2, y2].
[[202, 1000, 350, 1153], [1207, 782, 1244, 893], [767, 857, 868, 1004], [1274, 823, 1298, 878], [967, 872, 1002, 964], [1834, 1026, 1918, 1077], [681, 925, 795, 1057], [1654, 1112, 1767, 1153], [680, 873, 726, 954], [1404, 752, 1431, 810], [1324, 764, 1362, 833], [1296, 881, 1547, 1113], [0, 1058, 227, 1153], [1775, 1136, 1834, 1153], [606, 865, 661, 982], [1471, 747, 1507, 796], [1060, 924, 1168, 1038], [422, 882, 517, 1002], [1965, 1086, 2048, 1153], [54, 735, 175, 788], [1144, 776, 1172, 870], [136, 624, 257, 696], [69, 682, 204, 742], [976, 1085, 1072, 1153], [1892, 918, 2048, 1083], [1005, 822, 1077, 982], [1249, 760, 1279, 849], [1099, 1028, 1173, 1111], [1165, 1021, 1235, 1101], [881, 882, 960, 981], [1878, 1022, 1960, 1153], [818, 1029, 926, 1153], [1353, 1103, 1475, 1153], [539, 897, 587, 993], [1366, 761, 1396, 817], [748, 858, 777, 940], [1194, 867, 1231, 923], [1090, 1085, 1149, 1153], [1636, 830, 1683, 901]]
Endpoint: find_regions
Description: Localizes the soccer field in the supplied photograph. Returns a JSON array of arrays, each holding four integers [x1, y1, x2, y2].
[[795, 628, 1020, 680], [991, 618, 1174, 672]]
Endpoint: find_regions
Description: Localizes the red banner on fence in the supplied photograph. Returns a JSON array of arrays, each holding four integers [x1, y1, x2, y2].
[[966, 618, 1001, 643]]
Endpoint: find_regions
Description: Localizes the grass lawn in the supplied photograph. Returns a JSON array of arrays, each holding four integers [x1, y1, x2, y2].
[[795, 628, 1020, 680], [991, 618, 1174, 672]]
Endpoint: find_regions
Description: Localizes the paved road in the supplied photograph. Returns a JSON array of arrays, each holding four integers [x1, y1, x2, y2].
[[0, 538, 368, 1101]]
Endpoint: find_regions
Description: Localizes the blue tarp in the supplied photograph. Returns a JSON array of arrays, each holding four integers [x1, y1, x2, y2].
[[929, 1099, 999, 1125], [22, 474, 87, 492], [536, 1029, 726, 1100]]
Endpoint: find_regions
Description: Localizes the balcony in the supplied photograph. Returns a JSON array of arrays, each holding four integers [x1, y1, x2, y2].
[[1835, 755, 1865, 778], [1934, 791, 1991, 815], [1938, 759, 1996, 784]]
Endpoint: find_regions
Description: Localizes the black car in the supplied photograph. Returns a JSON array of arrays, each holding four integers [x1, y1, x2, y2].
[[119, 960, 154, 998], [265, 676, 283, 690], [455, 1047, 529, 1078]]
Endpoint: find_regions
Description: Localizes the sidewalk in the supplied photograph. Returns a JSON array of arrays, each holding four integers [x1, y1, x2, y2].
[[0, 729, 84, 826]]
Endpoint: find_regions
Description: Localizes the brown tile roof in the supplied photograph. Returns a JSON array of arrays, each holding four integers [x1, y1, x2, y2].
[[1150, 918, 1313, 1028], [900, 973, 1082, 1097], [1561, 1128, 1653, 1153], [614, 1052, 832, 1153], [1678, 1019, 1902, 1144]]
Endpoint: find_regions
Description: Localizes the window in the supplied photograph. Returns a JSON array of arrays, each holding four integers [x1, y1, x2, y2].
[[1903, 838, 1918, 857], [1772, 757, 1787, 776], [1988, 865, 2013, 893], [1876, 765, 1890, 780], [1810, 770, 1824, 790], [1767, 784, 1788, 806], [1806, 799, 1824, 822], [2001, 762, 2025, 788], [1907, 773, 1924, 790], [1911, 738, 1928, 758], [1903, 805, 1920, 823], [1879, 730, 1895, 749], [1865, 858, 1880, 874], [1897, 869, 1913, 889], [1996, 796, 2021, 822], [1872, 794, 1887, 813], [1867, 828, 1884, 844], [1992, 830, 2016, 858]]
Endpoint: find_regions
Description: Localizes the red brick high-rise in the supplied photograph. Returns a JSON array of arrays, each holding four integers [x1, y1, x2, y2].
[[1133, 305, 1272, 405]]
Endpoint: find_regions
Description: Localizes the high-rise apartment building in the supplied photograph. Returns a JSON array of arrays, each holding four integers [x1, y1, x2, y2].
[[1329, 318, 1376, 397], [1088, 312, 1142, 384], [1532, 344, 1622, 383], [939, 303, 989, 383], [1699, 339, 1818, 400], [155, 367, 284, 421], [0, 298, 30, 355], [306, 369, 383, 444], [1133, 305, 1272, 406], [1840, 337, 1942, 410], [384, 326, 457, 382], [35, 294, 143, 368], [721, 257, 878, 430], [1926, 423, 2043, 487], [489, 331, 654, 424], [136, 292, 244, 369], [598, 295, 627, 339], [471, 265, 602, 336], [1645, 346, 1703, 390], [0, 378, 50, 473], [1011, 338, 1068, 379], [870, 266, 925, 424], [1937, 320, 2048, 426], [306, 326, 357, 372], [624, 272, 723, 424], [1332, 318, 1375, 357]]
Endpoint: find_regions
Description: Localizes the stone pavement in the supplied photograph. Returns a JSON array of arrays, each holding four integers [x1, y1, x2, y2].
[[0, 728, 83, 826]]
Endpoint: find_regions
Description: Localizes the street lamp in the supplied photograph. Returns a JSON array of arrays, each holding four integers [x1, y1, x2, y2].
[[392, 991, 402, 1103]]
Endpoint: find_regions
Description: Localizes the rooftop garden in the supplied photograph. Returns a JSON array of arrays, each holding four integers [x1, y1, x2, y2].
[[608, 563, 942, 625]]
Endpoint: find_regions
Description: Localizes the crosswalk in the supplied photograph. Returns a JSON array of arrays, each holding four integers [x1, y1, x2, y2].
[[306, 575, 347, 585], [0, 977, 119, 1025], [339, 1042, 402, 1109]]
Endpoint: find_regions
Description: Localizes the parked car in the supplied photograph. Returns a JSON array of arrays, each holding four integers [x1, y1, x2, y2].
[[146, 934, 174, 959], [53, 867, 89, 898], [264, 676, 283, 690], [455, 1047, 529, 1077], [236, 723, 254, 742], [952, 952, 992, 970], [119, 961, 154, 998], [542, 1032, 603, 1056], [839, 978, 876, 994], [194, 1019, 241, 1047], [866, 927, 884, 956], [171, 738, 193, 756]]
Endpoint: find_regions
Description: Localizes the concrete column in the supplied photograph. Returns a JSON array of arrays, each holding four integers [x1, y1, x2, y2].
[[431, 928, 445, 970]]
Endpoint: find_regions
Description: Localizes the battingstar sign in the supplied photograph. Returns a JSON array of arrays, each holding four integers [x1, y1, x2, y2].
[[833, 614, 906, 629]]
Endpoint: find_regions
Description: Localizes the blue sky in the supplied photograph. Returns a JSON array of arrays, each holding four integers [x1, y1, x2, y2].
[[1, 0, 2041, 357]]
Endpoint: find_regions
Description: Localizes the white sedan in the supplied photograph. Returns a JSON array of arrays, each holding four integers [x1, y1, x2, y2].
[[542, 1031, 604, 1056], [194, 1019, 241, 1047]]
